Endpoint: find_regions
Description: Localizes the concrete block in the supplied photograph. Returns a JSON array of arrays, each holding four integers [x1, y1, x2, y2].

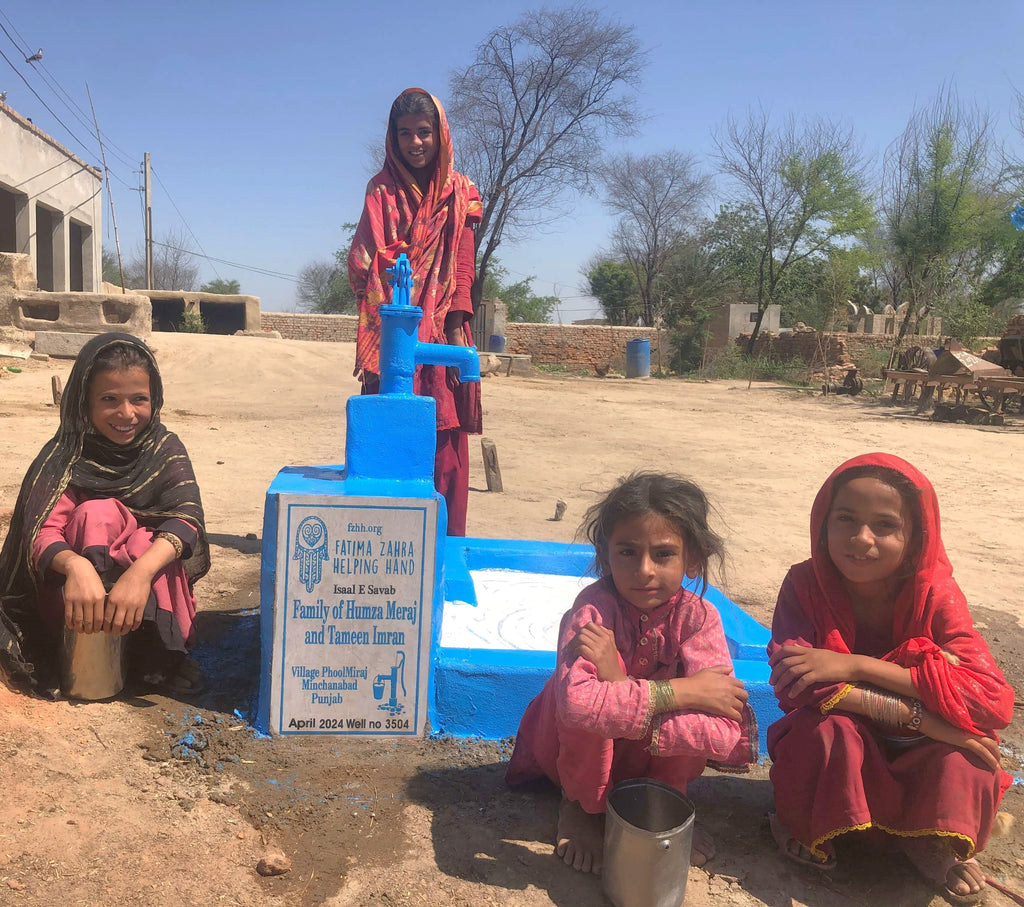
[[478, 353, 502, 376], [10, 291, 151, 337], [496, 353, 532, 376], [33, 331, 103, 358]]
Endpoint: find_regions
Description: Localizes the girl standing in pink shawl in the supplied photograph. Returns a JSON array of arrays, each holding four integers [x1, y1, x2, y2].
[[348, 88, 482, 535]]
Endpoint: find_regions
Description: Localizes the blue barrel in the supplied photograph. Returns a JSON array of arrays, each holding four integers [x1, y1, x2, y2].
[[489, 334, 506, 353], [625, 338, 650, 378]]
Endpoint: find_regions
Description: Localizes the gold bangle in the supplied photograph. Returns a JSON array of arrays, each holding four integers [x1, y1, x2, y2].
[[156, 531, 184, 559], [651, 679, 676, 715]]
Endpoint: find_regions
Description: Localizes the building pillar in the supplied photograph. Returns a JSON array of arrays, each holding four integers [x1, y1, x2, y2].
[[53, 211, 68, 291], [15, 192, 30, 256]]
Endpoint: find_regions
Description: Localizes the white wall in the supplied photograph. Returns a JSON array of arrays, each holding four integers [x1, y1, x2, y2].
[[0, 103, 103, 292]]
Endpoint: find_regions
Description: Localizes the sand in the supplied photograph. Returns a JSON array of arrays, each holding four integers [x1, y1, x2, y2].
[[0, 331, 1021, 906]]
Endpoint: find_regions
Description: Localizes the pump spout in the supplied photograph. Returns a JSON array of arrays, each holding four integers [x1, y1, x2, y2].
[[378, 253, 481, 395], [415, 341, 480, 382]]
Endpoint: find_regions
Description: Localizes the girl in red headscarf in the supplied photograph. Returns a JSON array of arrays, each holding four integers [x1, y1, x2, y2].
[[348, 88, 482, 536], [767, 453, 1013, 905]]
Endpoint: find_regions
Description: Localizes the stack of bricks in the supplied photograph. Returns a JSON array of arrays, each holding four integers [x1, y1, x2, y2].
[[738, 329, 852, 367], [738, 329, 943, 371]]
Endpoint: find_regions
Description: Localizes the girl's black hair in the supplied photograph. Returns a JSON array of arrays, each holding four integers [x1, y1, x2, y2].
[[388, 91, 438, 151], [822, 464, 923, 572], [91, 340, 155, 378], [581, 471, 724, 596]]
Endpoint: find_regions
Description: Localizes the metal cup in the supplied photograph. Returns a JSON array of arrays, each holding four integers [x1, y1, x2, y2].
[[59, 626, 128, 700], [603, 778, 695, 907]]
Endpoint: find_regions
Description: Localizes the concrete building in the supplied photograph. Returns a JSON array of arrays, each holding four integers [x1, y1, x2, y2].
[[0, 100, 103, 293], [706, 302, 782, 348]]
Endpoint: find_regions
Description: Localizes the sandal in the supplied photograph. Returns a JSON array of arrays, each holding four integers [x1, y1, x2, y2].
[[143, 655, 205, 696], [900, 838, 985, 906], [769, 813, 836, 871]]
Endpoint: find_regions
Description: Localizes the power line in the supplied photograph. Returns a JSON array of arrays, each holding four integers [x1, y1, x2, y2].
[[0, 12, 138, 179], [0, 45, 97, 160], [150, 165, 222, 281], [150, 240, 299, 282]]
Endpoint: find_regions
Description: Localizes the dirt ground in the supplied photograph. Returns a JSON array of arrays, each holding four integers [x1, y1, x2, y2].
[[1, 331, 1022, 907]]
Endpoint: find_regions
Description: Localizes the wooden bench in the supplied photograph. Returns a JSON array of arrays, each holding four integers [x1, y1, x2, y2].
[[974, 375, 1024, 413], [887, 370, 979, 412], [885, 369, 930, 402]]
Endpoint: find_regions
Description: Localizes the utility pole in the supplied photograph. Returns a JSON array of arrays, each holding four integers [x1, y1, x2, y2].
[[144, 152, 153, 289]]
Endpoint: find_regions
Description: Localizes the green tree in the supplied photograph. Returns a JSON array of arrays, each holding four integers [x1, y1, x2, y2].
[[200, 278, 241, 294], [297, 258, 354, 314], [481, 261, 558, 323], [975, 229, 1024, 311], [585, 258, 640, 325], [679, 204, 768, 306], [311, 223, 358, 314], [448, 5, 646, 310], [714, 108, 873, 352], [881, 87, 1005, 341], [101, 249, 122, 286]]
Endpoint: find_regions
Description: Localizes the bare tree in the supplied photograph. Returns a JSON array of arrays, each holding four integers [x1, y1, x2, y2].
[[447, 5, 646, 308], [714, 108, 872, 352], [125, 228, 199, 291], [296, 258, 354, 314], [599, 151, 711, 325]]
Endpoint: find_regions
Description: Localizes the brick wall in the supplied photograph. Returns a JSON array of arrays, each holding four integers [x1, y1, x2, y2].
[[258, 313, 947, 376], [504, 323, 664, 370], [258, 313, 664, 371], [260, 312, 358, 342]]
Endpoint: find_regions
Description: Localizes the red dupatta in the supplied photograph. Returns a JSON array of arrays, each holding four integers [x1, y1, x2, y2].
[[348, 88, 482, 375], [770, 452, 1013, 735]]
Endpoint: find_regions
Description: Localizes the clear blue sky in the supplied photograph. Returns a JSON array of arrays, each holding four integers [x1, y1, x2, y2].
[[1, 0, 1022, 319]]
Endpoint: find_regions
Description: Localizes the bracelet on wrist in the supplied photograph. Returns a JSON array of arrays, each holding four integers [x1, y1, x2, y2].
[[155, 531, 184, 559], [650, 679, 676, 715], [905, 698, 923, 731]]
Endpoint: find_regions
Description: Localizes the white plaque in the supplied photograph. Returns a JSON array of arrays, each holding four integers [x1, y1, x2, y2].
[[269, 495, 438, 735]]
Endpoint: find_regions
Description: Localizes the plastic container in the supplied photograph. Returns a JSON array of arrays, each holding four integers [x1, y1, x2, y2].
[[59, 627, 128, 700], [625, 338, 651, 378], [603, 778, 694, 907], [489, 334, 506, 353]]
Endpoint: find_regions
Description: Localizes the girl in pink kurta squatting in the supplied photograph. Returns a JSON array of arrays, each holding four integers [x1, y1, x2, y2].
[[0, 333, 209, 696], [506, 472, 757, 875]]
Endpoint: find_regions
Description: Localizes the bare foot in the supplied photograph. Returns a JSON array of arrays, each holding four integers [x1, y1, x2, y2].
[[555, 796, 604, 875], [690, 825, 716, 867], [900, 837, 986, 905]]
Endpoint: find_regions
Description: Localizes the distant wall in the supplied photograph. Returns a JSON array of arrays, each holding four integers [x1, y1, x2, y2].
[[260, 312, 358, 343], [739, 330, 943, 369], [258, 312, 665, 371], [504, 323, 664, 370]]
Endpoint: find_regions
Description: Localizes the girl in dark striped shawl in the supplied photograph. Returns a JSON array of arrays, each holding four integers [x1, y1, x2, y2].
[[0, 333, 209, 695]]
